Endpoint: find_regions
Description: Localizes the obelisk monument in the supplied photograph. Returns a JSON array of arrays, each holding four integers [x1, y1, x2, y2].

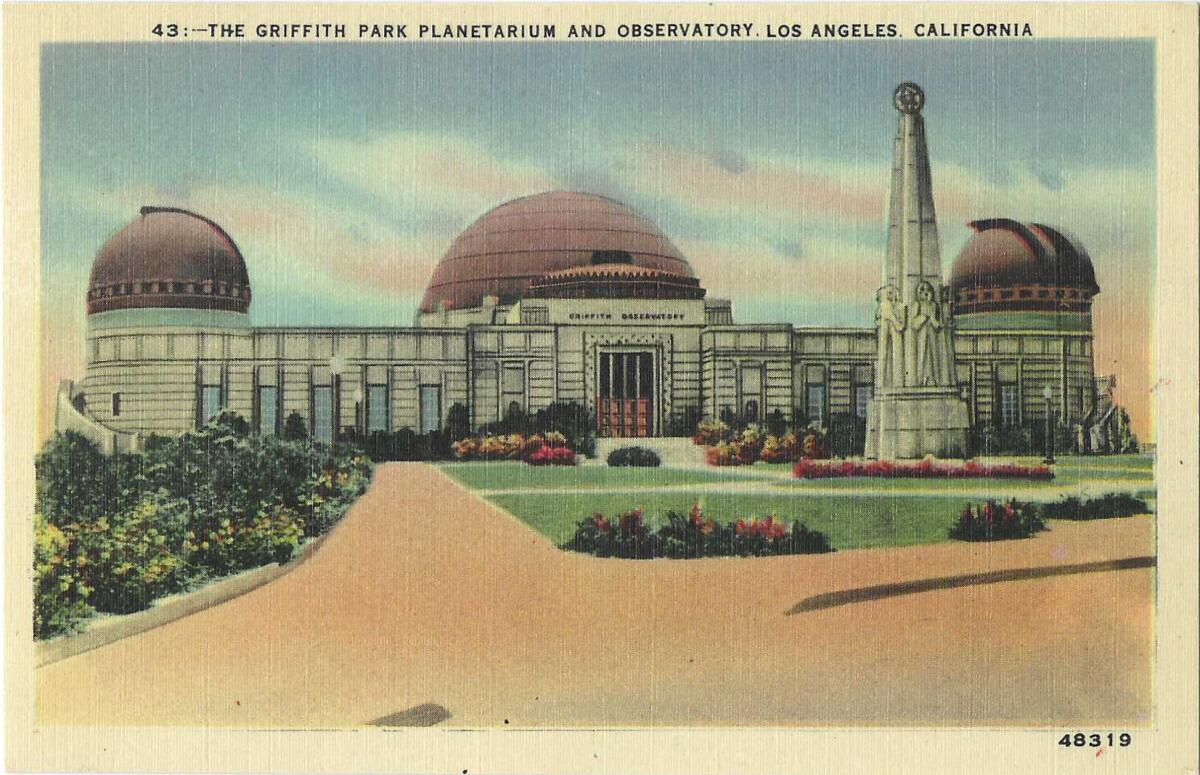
[[864, 83, 970, 459]]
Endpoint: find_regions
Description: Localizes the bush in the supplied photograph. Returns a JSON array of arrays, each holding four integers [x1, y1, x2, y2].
[[525, 446, 576, 466], [478, 401, 596, 458], [282, 412, 308, 441], [359, 429, 453, 461], [72, 492, 190, 614], [562, 502, 833, 559], [949, 500, 1046, 541], [1038, 493, 1149, 520], [33, 515, 94, 639], [692, 419, 731, 446], [607, 446, 661, 467], [31, 418, 373, 637], [664, 406, 702, 438], [827, 413, 866, 458]]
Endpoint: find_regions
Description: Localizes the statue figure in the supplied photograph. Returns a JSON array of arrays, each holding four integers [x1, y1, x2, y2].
[[875, 285, 905, 386], [907, 281, 943, 385]]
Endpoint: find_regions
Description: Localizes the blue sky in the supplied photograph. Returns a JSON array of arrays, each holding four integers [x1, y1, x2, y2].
[[40, 39, 1156, 432]]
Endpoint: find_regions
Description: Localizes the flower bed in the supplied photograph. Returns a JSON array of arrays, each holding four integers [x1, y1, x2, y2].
[[451, 431, 569, 462], [698, 423, 828, 466], [562, 502, 833, 559], [525, 445, 576, 466], [793, 457, 1053, 480], [949, 500, 1046, 541]]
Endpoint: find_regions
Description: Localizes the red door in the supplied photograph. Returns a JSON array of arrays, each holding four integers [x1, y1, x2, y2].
[[596, 352, 653, 438]]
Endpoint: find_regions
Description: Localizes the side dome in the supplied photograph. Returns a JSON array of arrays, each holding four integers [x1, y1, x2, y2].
[[420, 191, 696, 312], [949, 218, 1099, 316], [87, 207, 251, 315]]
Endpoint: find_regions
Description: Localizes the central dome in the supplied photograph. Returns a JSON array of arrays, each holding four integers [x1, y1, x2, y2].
[[420, 191, 694, 313]]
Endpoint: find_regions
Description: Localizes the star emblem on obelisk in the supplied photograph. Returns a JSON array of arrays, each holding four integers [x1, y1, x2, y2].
[[894, 82, 925, 114]]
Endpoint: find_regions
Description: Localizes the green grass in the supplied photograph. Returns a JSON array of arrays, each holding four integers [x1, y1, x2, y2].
[[488, 492, 970, 550], [437, 461, 760, 491]]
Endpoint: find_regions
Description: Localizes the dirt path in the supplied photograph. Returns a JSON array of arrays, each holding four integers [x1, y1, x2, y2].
[[36, 463, 1153, 728]]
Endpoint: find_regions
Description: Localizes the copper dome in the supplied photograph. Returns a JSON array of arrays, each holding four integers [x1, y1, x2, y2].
[[87, 207, 251, 315], [420, 191, 695, 312], [949, 219, 1099, 314]]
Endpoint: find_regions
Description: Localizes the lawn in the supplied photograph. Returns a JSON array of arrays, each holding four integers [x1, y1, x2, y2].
[[438, 461, 760, 491], [487, 491, 971, 550], [443, 454, 1155, 551]]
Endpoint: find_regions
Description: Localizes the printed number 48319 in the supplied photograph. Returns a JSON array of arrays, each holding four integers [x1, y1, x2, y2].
[[1059, 733, 1132, 747]]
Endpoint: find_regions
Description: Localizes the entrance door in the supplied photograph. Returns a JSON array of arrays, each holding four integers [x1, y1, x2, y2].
[[596, 351, 654, 437]]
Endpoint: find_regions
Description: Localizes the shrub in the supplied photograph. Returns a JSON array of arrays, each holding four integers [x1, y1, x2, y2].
[[562, 502, 833, 559], [765, 409, 789, 439], [33, 515, 94, 639], [1038, 493, 1149, 520], [793, 457, 1054, 480], [759, 432, 798, 463], [525, 445, 576, 466], [562, 509, 656, 559], [478, 401, 596, 458], [359, 429, 453, 461], [606, 446, 661, 467], [72, 492, 190, 614], [827, 413, 866, 458], [692, 419, 731, 446], [664, 406, 702, 438], [949, 500, 1046, 541], [282, 412, 308, 441], [31, 416, 373, 637]]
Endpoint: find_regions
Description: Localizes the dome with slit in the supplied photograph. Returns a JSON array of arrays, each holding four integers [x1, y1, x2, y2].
[[949, 218, 1099, 315], [420, 191, 696, 312], [87, 207, 251, 315]]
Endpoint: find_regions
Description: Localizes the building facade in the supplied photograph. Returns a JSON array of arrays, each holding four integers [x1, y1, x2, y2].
[[56, 193, 1111, 452]]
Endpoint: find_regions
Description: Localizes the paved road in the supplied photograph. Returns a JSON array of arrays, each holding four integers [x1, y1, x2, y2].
[[36, 463, 1153, 727]]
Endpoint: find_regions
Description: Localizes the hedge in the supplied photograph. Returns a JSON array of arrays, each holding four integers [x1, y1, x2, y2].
[[33, 412, 372, 639]]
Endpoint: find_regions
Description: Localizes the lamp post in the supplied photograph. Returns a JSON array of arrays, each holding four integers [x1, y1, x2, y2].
[[353, 387, 364, 436], [1042, 385, 1055, 465], [329, 354, 346, 441]]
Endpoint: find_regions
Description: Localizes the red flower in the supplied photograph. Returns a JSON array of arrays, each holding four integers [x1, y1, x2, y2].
[[689, 502, 703, 526]]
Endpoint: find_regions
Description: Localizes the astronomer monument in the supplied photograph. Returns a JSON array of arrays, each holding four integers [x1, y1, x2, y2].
[[865, 83, 971, 459]]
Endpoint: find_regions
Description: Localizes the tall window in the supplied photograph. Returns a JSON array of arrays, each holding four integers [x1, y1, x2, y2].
[[995, 364, 1020, 426], [420, 385, 442, 433], [367, 383, 389, 433], [998, 384, 1020, 426], [257, 385, 279, 435], [851, 365, 873, 419], [111, 393, 122, 417], [805, 365, 827, 425], [806, 384, 826, 426], [740, 364, 763, 423], [311, 385, 334, 442], [200, 384, 223, 426], [501, 364, 525, 413]]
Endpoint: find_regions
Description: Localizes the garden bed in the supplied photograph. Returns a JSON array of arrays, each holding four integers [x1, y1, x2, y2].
[[794, 458, 1053, 480]]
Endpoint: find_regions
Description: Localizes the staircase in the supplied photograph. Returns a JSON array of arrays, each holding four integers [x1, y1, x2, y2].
[[590, 436, 708, 469]]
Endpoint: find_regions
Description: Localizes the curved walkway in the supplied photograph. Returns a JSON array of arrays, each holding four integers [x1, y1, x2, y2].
[[36, 463, 1153, 727]]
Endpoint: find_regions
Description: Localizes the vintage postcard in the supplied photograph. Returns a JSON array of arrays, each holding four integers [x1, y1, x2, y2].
[[3, 3, 1197, 773]]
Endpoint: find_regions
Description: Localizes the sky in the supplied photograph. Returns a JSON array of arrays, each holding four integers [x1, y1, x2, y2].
[[40, 39, 1156, 439]]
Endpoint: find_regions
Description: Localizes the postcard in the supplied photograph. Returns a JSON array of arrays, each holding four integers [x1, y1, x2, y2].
[[4, 3, 1197, 773]]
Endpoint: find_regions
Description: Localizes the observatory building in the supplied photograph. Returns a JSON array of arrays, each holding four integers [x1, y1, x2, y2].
[[56, 192, 1113, 454]]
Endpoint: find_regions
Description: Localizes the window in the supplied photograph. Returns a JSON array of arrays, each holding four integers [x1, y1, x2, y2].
[[806, 384, 826, 426], [851, 365, 873, 419], [111, 393, 122, 417], [311, 385, 334, 443], [200, 384, 223, 426], [998, 384, 1020, 426], [367, 383, 389, 433], [502, 364, 525, 411], [420, 385, 442, 433], [740, 364, 763, 423], [257, 385, 279, 435]]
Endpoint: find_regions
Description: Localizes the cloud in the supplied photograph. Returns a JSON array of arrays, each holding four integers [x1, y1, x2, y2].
[[309, 131, 555, 217]]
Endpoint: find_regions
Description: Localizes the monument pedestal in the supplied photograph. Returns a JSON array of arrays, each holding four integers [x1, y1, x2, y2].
[[865, 386, 970, 459]]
